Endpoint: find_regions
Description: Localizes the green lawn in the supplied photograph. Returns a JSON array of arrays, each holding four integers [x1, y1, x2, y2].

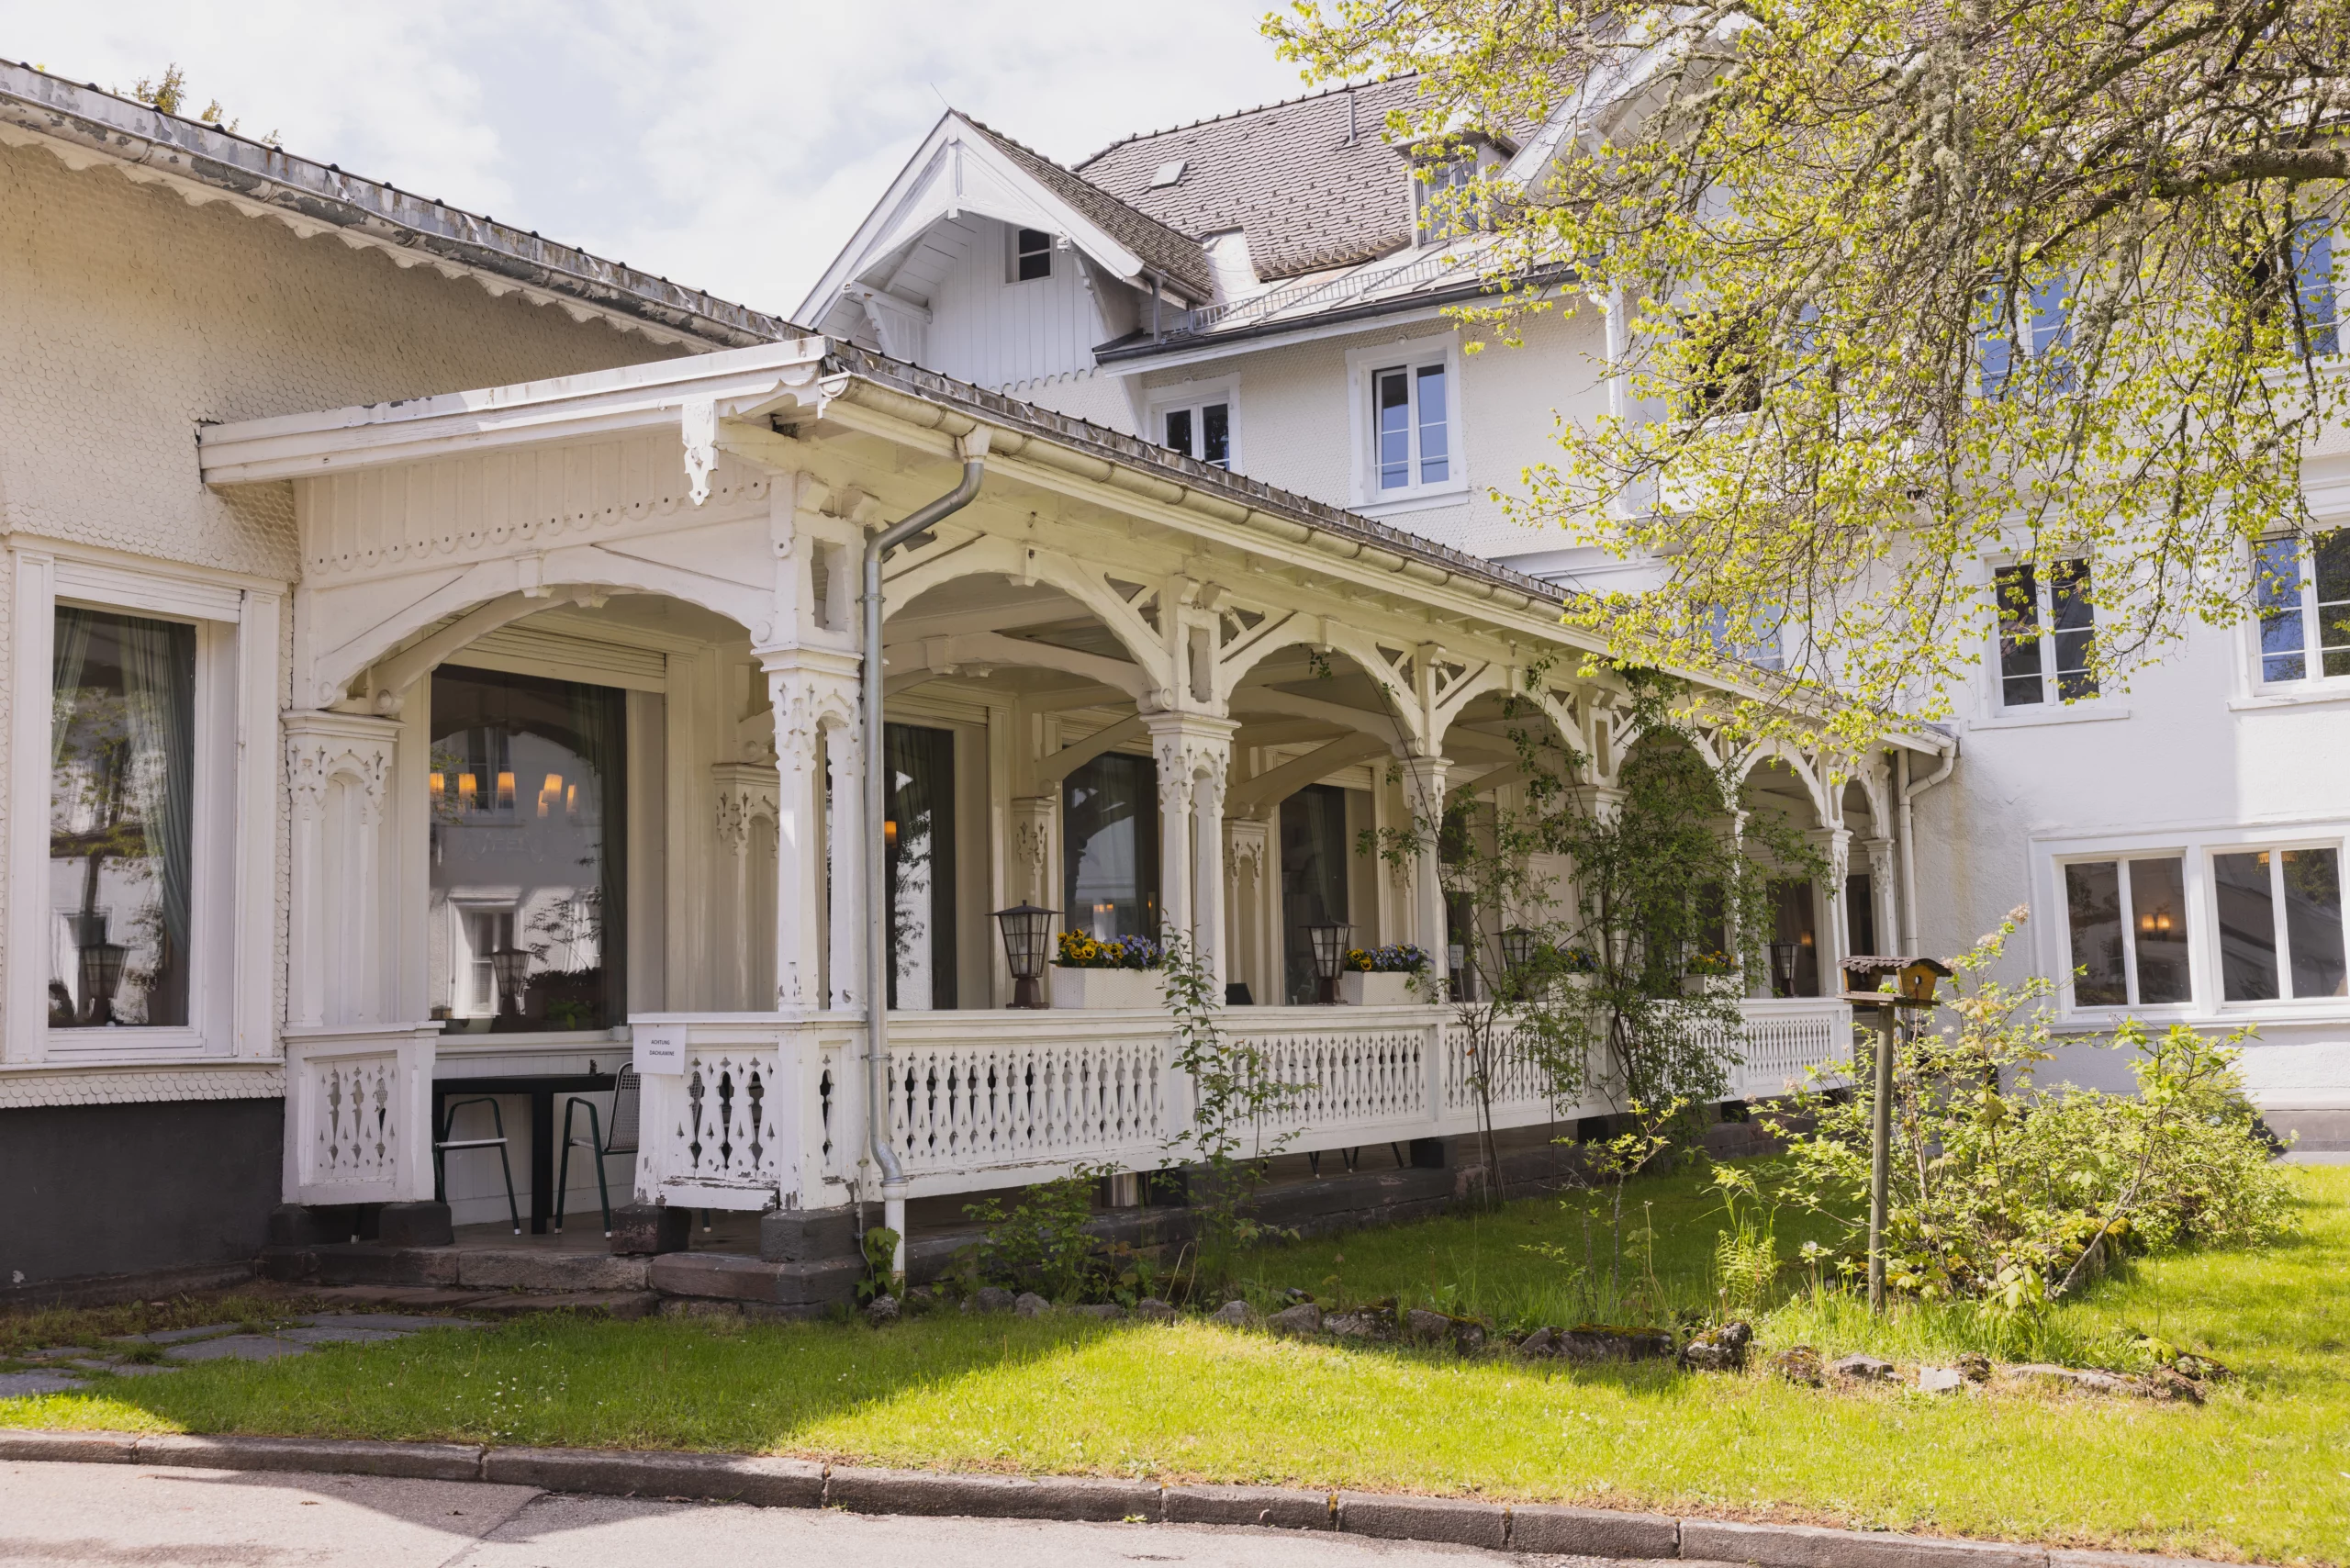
[[5, 1165, 2344, 1564]]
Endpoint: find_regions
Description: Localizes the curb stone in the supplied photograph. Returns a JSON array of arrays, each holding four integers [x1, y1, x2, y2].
[[132, 1433, 486, 1483], [0, 1429, 2227, 1564], [484, 1446, 822, 1506]]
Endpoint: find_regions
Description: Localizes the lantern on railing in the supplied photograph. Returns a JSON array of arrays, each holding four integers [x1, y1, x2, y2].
[[72, 912, 127, 1026], [489, 946, 532, 1021], [1500, 925, 1539, 993], [1768, 940, 1801, 998], [1304, 921, 1353, 1004], [992, 903, 1058, 1009]]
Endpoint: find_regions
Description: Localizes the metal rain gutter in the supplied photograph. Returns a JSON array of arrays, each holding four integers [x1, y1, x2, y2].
[[861, 430, 990, 1278]]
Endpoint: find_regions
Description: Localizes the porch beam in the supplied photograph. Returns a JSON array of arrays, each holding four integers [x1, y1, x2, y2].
[[1227, 734, 1388, 816], [1032, 714, 1147, 790], [1228, 686, 1403, 751]]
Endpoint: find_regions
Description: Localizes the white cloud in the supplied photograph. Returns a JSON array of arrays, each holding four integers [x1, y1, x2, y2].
[[0, 0, 1313, 319]]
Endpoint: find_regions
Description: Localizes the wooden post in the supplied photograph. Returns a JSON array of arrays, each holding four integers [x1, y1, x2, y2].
[[1866, 1000, 1897, 1312]]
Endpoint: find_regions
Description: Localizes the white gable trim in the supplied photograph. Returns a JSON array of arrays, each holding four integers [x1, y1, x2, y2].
[[797, 113, 1173, 324]]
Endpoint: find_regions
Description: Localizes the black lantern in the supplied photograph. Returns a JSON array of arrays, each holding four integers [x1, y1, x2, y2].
[[1768, 940, 1801, 998], [72, 913, 127, 1026], [489, 946, 532, 1022], [1304, 921, 1353, 1004], [1501, 925, 1539, 977], [992, 903, 1058, 1009]]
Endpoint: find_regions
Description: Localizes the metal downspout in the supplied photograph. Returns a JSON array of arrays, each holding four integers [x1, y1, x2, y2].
[[862, 431, 989, 1281], [1897, 744, 1957, 957]]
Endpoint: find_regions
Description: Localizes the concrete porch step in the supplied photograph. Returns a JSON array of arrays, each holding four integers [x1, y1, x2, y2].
[[261, 1242, 653, 1294]]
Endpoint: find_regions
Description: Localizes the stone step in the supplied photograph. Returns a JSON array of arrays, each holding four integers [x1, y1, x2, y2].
[[261, 1243, 653, 1294]]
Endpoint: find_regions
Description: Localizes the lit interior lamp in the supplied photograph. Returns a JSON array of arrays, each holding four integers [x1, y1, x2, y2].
[[565, 782, 578, 812], [991, 903, 1058, 1009], [2140, 908, 2175, 935], [883, 819, 899, 849], [1092, 902, 1115, 940], [496, 770, 516, 811], [1305, 921, 1353, 1004], [458, 771, 479, 811], [429, 771, 445, 804], [539, 773, 563, 818]]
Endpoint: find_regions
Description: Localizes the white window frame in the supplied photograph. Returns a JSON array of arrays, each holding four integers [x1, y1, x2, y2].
[[2048, 847, 2198, 1018], [1986, 554, 2103, 714], [2033, 818, 2350, 1027], [1008, 225, 1055, 285], [2207, 839, 2350, 1008], [2247, 528, 2350, 692], [1146, 375, 1240, 472], [6, 544, 280, 1066], [1345, 334, 1470, 516]]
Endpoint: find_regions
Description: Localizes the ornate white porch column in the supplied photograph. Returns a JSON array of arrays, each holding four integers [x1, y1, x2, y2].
[[1398, 756, 1451, 987], [284, 711, 400, 1028], [761, 649, 860, 1011], [1863, 837, 1899, 958], [1009, 795, 1058, 908], [1808, 826, 1853, 997], [1224, 817, 1271, 1004], [711, 763, 779, 1009], [1146, 713, 1237, 984]]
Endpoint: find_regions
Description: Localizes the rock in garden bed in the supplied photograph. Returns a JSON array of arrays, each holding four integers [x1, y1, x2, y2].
[[1679, 1321, 1752, 1372], [1771, 1346, 1826, 1386], [1555, 1325, 1676, 1363]]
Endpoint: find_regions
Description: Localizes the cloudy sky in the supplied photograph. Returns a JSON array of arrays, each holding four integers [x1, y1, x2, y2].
[[1, 2, 1316, 320]]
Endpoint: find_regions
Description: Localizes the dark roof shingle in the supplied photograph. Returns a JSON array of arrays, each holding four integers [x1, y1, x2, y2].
[[1076, 78, 1424, 282]]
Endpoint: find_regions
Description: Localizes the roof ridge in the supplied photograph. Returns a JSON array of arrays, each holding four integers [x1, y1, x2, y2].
[[1072, 73, 1418, 172]]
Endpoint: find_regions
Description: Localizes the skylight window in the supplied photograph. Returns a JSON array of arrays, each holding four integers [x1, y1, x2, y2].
[[1150, 159, 1188, 189]]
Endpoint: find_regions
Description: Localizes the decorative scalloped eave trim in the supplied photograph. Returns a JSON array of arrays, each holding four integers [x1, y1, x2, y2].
[[0, 1065, 285, 1111]]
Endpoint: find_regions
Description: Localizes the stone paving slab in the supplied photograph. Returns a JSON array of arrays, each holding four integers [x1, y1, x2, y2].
[[78, 1361, 176, 1378], [162, 1334, 310, 1363], [110, 1323, 240, 1345], [23, 1346, 98, 1361], [0, 1371, 85, 1396]]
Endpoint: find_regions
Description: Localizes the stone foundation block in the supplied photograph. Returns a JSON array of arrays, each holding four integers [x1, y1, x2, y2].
[[608, 1204, 691, 1256]]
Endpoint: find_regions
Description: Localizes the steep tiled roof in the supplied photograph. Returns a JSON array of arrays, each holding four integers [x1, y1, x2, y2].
[[959, 118, 1215, 302], [1077, 77, 1425, 282]]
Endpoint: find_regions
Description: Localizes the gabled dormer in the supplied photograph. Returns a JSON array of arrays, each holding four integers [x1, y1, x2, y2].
[[796, 112, 1212, 407]]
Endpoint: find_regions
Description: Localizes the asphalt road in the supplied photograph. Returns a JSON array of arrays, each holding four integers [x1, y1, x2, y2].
[[0, 1460, 1583, 1567]]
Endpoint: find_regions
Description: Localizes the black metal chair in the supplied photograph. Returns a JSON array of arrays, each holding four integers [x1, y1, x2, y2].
[[434, 1097, 520, 1235], [555, 1066, 640, 1238]]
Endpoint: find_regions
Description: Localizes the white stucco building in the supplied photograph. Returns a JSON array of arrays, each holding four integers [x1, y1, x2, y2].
[[2, 54, 2328, 1303], [798, 80, 2348, 1154]]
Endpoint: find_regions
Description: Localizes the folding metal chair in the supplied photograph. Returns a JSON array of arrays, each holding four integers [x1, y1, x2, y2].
[[434, 1096, 520, 1235], [554, 1066, 640, 1238]]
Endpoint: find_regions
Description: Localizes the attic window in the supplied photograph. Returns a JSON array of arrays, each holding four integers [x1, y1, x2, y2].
[[1014, 228, 1053, 283], [1149, 159, 1188, 189]]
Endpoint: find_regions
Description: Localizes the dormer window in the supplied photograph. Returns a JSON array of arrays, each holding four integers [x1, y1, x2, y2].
[[1013, 227, 1053, 283], [1414, 158, 1476, 244]]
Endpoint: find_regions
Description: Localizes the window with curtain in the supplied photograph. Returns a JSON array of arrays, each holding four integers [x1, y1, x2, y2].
[[885, 722, 957, 1011], [49, 607, 196, 1029], [1281, 783, 1351, 1004], [2214, 846, 2346, 1002], [429, 668, 626, 1033], [1063, 752, 1158, 943]]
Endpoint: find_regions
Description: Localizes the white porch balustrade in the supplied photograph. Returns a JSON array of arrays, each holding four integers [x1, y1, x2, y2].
[[623, 997, 1857, 1213]]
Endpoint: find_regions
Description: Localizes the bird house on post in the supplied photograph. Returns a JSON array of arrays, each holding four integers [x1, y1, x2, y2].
[[1839, 955, 1951, 1008]]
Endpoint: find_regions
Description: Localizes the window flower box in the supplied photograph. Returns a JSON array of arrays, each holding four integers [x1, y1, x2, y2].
[[1051, 965, 1165, 1010], [1337, 970, 1420, 1006]]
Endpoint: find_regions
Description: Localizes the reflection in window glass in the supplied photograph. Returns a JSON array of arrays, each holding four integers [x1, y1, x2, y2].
[[1996, 564, 2044, 706], [2284, 846, 2347, 998], [1064, 753, 1158, 941], [2064, 860, 2126, 1005], [49, 608, 196, 1028], [1281, 784, 1350, 1004], [2051, 558, 2098, 700], [2257, 536, 2310, 682], [2214, 851, 2279, 1002], [1375, 368, 1411, 490], [885, 723, 956, 1011], [2130, 857, 2191, 1003], [1769, 879, 1820, 997], [2316, 532, 2350, 678], [430, 668, 626, 1033], [1416, 364, 1449, 485]]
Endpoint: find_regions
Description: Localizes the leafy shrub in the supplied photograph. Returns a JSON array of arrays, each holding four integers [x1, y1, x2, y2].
[[1774, 910, 2295, 1310]]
